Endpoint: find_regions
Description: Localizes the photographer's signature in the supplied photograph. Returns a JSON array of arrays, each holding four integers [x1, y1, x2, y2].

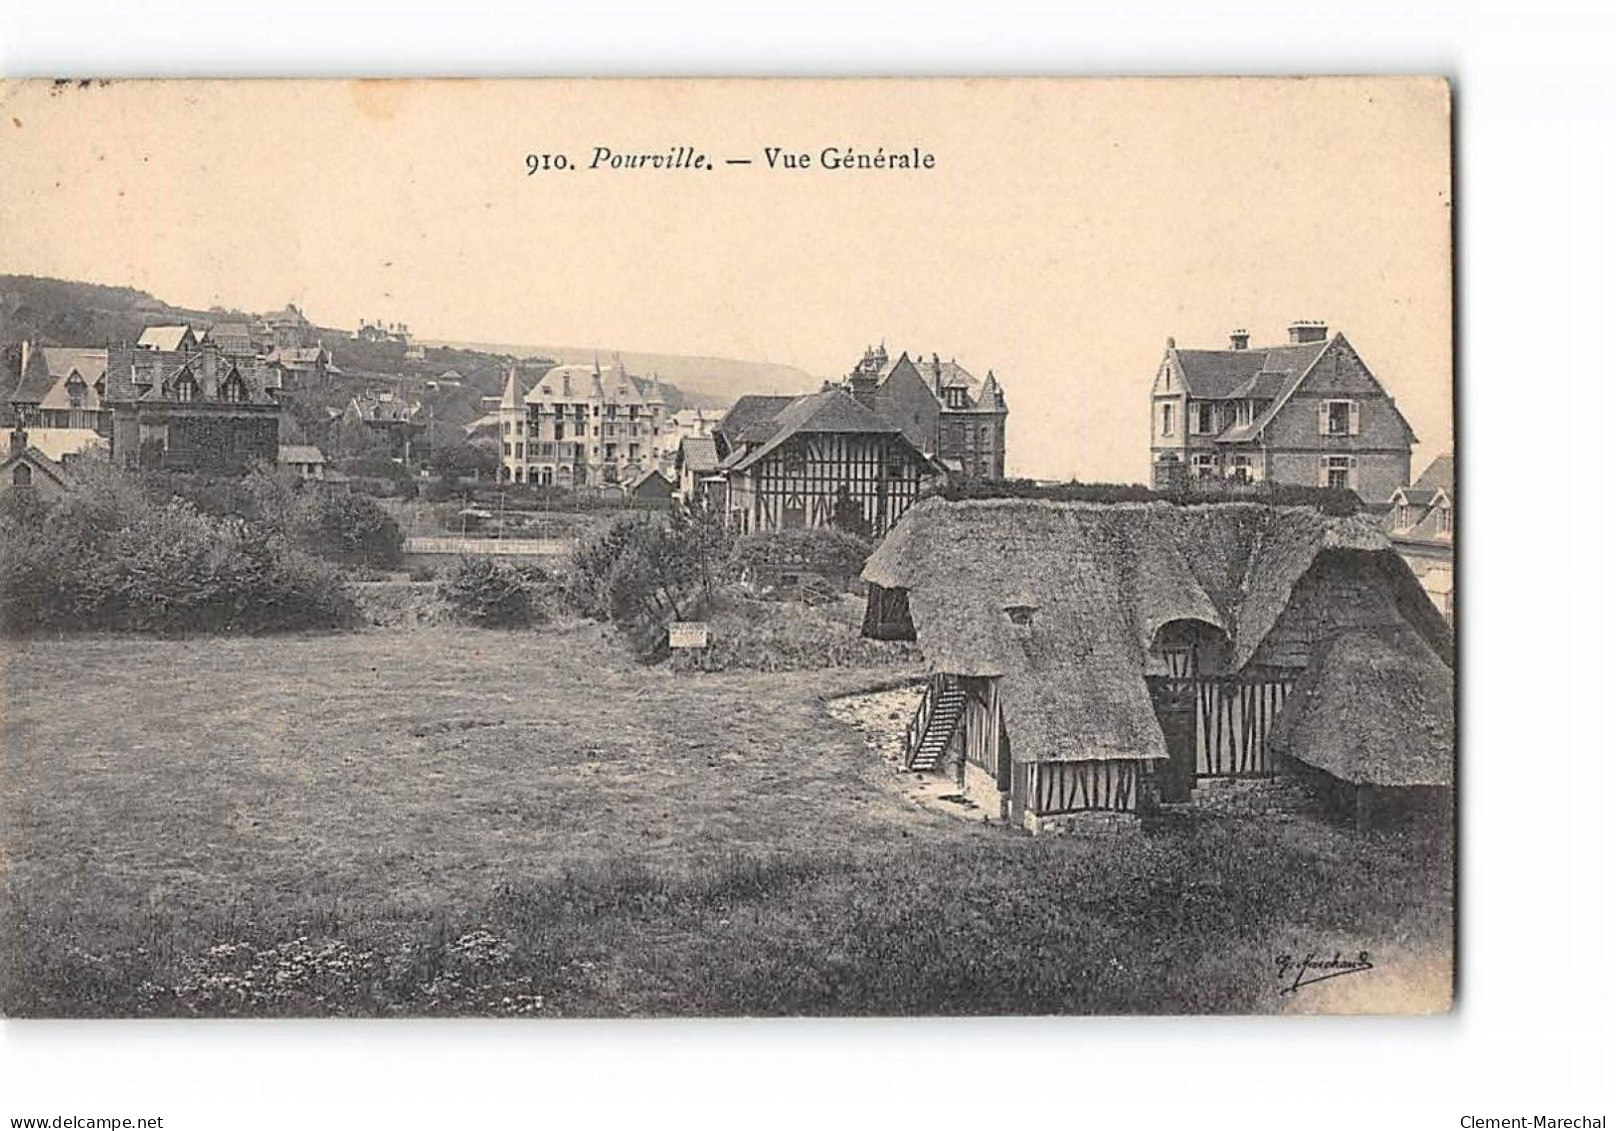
[[1275, 950, 1374, 995]]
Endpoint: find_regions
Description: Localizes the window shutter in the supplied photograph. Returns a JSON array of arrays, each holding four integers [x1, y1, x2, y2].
[[1318, 402, 1330, 436], [1317, 457, 1329, 487], [1348, 456, 1360, 491], [1349, 402, 1361, 436]]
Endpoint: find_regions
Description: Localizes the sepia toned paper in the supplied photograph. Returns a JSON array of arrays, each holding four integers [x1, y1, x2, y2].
[[0, 77, 1454, 1018]]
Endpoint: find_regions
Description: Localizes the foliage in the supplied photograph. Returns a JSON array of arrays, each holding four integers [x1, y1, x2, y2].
[[931, 476, 1364, 516], [680, 593, 917, 672], [437, 556, 543, 628], [0, 471, 355, 635], [289, 491, 405, 568], [428, 440, 499, 481], [828, 486, 873, 539], [729, 527, 872, 588], [565, 512, 702, 633]]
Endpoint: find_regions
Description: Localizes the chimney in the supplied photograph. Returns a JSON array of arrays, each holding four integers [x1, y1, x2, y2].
[[1287, 320, 1328, 345], [1229, 329, 1249, 351], [19, 339, 30, 380]]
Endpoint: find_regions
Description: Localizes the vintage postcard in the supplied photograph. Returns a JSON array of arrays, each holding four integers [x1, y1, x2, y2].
[[0, 77, 1454, 1017]]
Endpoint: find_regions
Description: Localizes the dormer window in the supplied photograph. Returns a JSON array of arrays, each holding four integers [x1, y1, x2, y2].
[[1004, 604, 1036, 628], [222, 375, 245, 403], [1438, 506, 1453, 535], [175, 376, 196, 403]]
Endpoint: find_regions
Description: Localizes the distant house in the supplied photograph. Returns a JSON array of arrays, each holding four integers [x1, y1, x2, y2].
[[136, 325, 198, 353], [714, 386, 940, 538], [278, 444, 327, 481], [1149, 322, 1415, 500], [2, 343, 113, 461], [862, 499, 1452, 832], [104, 340, 281, 474], [675, 434, 721, 505], [266, 345, 330, 389], [623, 466, 675, 503], [1384, 451, 1454, 622], [0, 426, 75, 501], [842, 344, 1009, 480], [263, 305, 315, 350], [343, 390, 425, 461], [207, 322, 256, 359]]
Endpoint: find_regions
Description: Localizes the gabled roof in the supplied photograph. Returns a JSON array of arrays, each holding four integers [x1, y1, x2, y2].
[[863, 499, 1450, 766], [7, 347, 58, 404], [0, 444, 74, 492], [136, 325, 196, 352], [350, 390, 419, 422], [727, 388, 905, 474], [626, 467, 673, 492], [678, 434, 720, 473], [103, 347, 275, 407], [1169, 342, 1329, 400], [278, 444, 325, 464], [40, 347, 109, 386], [1413, 451, 1453, 495], [716, 394, 798, 445]]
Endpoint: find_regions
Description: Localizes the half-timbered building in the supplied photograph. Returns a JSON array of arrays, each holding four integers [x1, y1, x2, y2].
[[715, 386, 940, 538], [862, 498, 1453, 832]]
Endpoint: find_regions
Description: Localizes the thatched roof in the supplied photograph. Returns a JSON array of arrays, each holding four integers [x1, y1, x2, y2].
[[1268, 623, 1454, 787], [863, 498, 1449, 765]]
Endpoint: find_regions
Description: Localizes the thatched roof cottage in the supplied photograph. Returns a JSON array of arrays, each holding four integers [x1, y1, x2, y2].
[[860, 498, 1452, 832]]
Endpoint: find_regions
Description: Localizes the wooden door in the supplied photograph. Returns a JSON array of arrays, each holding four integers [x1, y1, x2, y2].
[[1150, 645, 1198, 802]]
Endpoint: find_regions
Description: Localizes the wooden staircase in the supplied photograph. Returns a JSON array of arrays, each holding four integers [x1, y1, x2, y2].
[[903, 675, 966, 772]]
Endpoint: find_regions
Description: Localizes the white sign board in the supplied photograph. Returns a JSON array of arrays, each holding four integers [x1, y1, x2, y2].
[[668, 621, 710, 649]]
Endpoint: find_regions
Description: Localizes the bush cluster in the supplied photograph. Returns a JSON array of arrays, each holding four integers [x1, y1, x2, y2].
[[729, 527, 872, 592], [0, 471, 355, 635], [437, 556, 547, 628], [932, 476, 1364, 516]]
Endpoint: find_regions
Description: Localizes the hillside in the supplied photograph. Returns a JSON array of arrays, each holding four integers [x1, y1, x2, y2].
[[0, 276, 744, 445], [433, 340, 821, 405]]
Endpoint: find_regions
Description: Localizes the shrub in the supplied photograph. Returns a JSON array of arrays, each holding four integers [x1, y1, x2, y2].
[[566, 513, 702, 629], [0, 491, 356, 636], [729, 527, 872, 595], [438, 556, 538, 628], [931, 477, 1363, 516], [291, 491, 405, 569]]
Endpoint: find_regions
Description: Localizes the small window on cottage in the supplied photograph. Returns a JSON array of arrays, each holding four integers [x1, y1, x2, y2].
[[784, 447, 806, 476], [1160, 403, 1176, 436], [175, 377, 196, 403], [1439, 506, 1453, 535], [12, 463, 32, 488], [1004, 605, 1036, 627]]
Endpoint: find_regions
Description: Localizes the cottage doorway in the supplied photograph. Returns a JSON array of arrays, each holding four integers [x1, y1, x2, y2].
[[1150, 644, 1198, 803]]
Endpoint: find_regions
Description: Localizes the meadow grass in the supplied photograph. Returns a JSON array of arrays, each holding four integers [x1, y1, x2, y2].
[[0, 625, 1450, 1016]]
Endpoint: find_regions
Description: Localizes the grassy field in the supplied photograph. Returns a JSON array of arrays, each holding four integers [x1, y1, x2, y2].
[[0, 624, 1451, 1017]]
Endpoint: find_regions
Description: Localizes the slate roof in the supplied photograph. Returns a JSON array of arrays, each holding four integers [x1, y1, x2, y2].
[[678, 434, 720, 473], [727, 387, 904, 474], [136, 325, 196, 352], [1413, 451, 1453, 495], [1171, 341, 1330, 400], [717, 394, 798, 446], [40, 347, 109, 385], [278, 444, 326, 464]]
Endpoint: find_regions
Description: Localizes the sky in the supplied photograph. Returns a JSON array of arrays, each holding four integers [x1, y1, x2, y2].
[[0, 77, 1452, 482]]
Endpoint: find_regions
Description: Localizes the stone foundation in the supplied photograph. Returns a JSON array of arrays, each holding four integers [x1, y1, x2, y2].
[[1022, 809, 1139, 836]]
